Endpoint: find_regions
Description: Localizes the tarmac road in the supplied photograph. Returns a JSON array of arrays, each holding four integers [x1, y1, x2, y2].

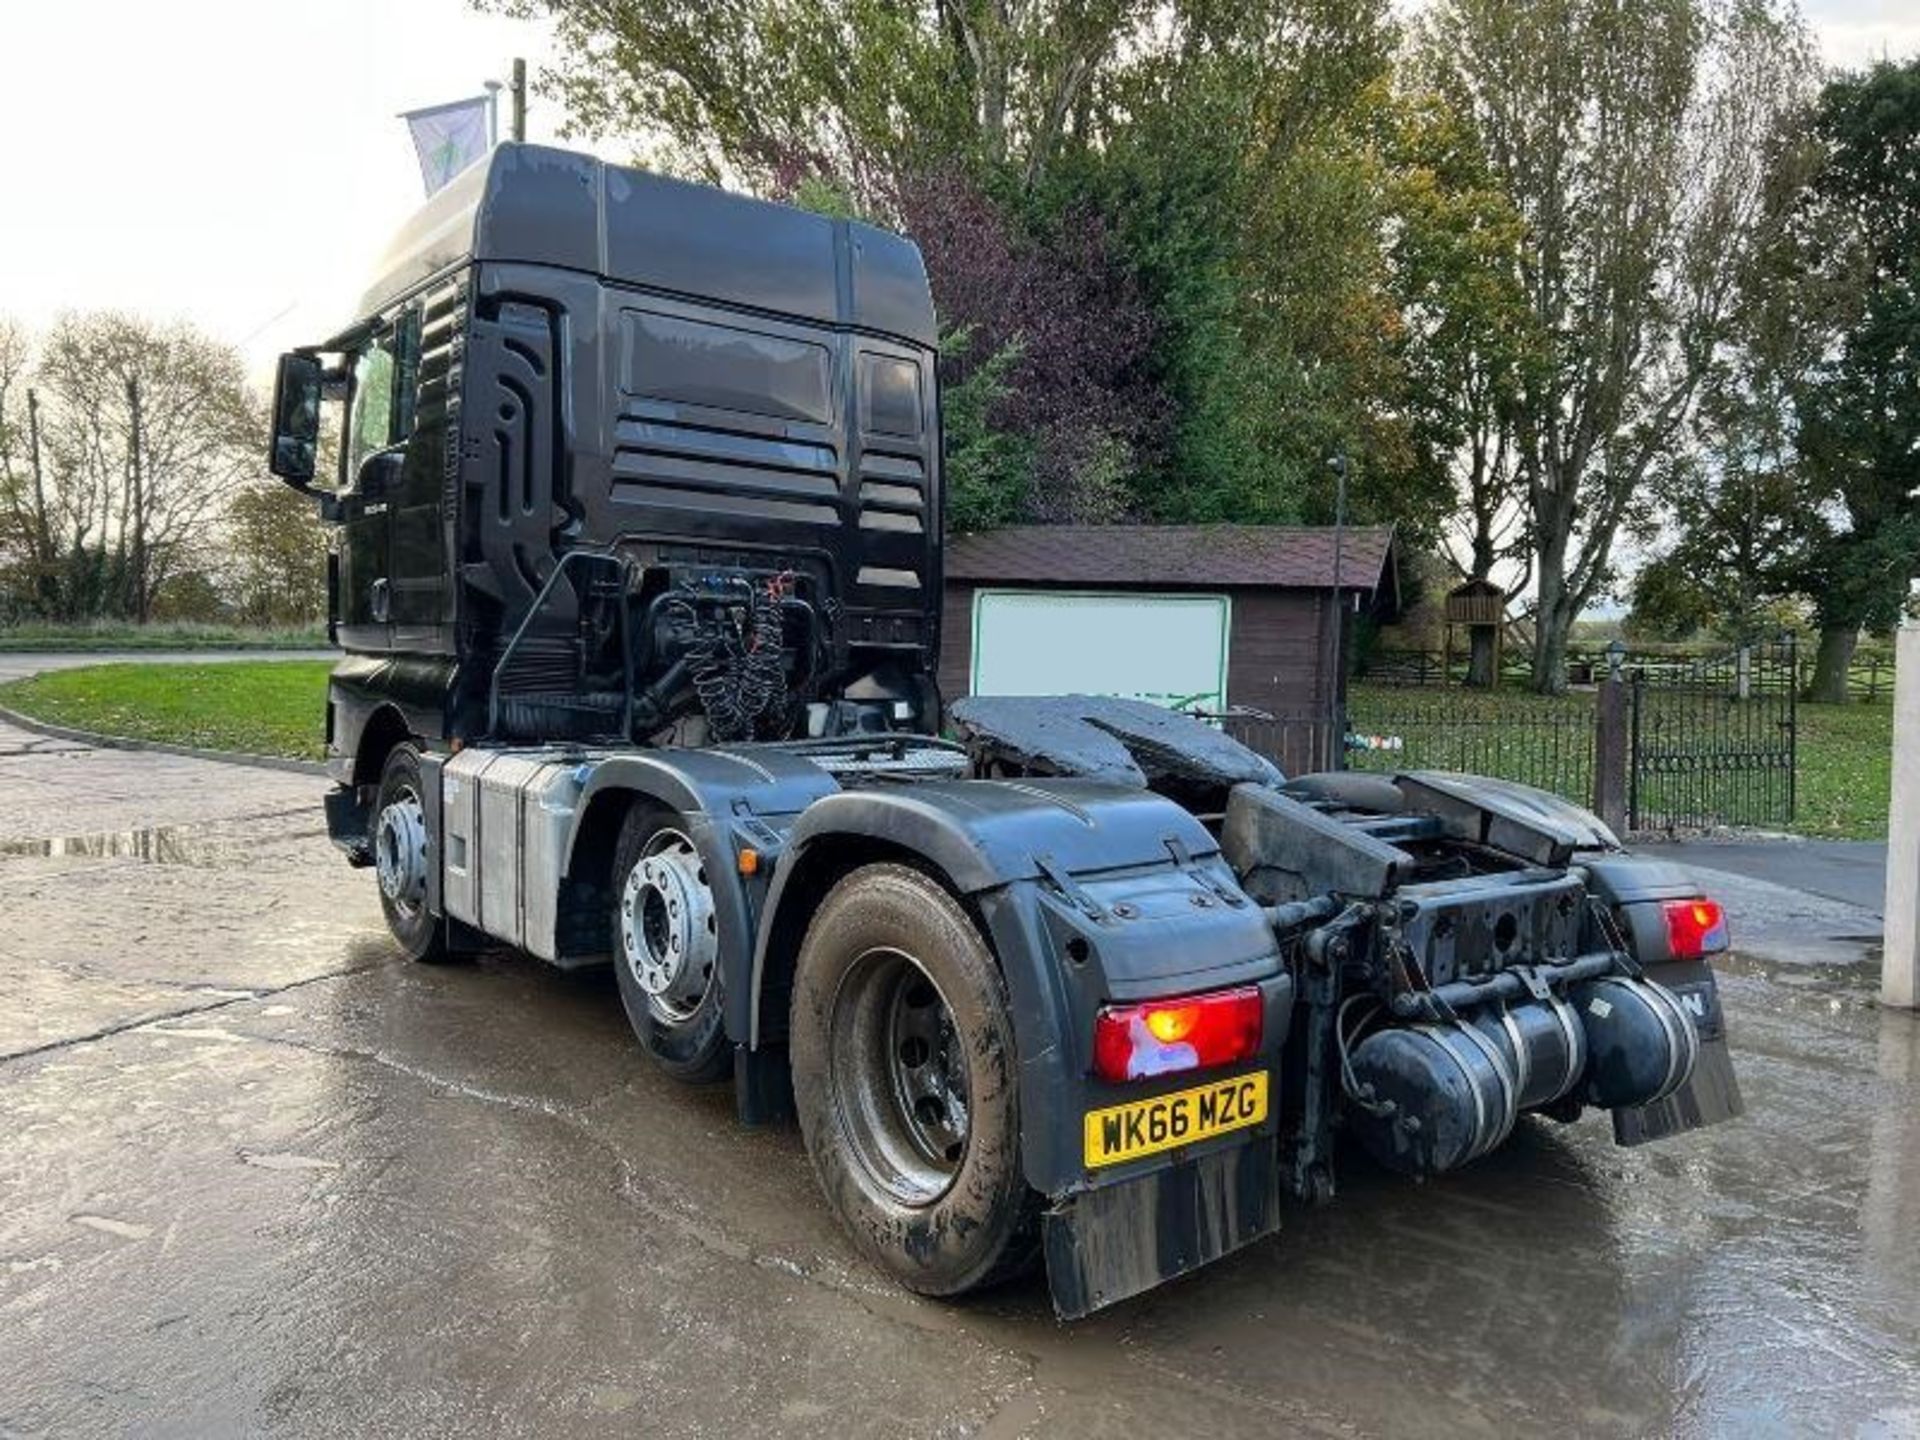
[[3, 689, 1920, 1436]]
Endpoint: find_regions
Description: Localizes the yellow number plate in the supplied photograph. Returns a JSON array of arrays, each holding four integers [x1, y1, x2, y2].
[[1083, 1071, 1269, 1169]]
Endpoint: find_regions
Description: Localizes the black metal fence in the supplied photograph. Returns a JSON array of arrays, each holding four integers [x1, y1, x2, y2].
[[1222, 698, 1595, 807], [1223, 638, 1799, 833], [1364, 636, 1890, 702], [1345, 697, 1597, 804], [1628, 638, 1797, 832]]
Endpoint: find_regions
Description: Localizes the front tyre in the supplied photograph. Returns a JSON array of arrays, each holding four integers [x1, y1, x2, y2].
[[372, 743, 446, 963], [611, 807, 730, 1083], [790, 863, 1038, 1297]]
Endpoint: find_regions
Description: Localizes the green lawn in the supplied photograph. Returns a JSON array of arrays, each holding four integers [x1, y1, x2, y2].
[[1792, 698, 1894, 839], [0, 661, 331, 760], [0, 621, 327, 652]]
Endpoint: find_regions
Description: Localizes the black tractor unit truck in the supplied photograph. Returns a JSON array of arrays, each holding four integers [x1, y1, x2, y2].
[[269, 144, 1741, 1317]]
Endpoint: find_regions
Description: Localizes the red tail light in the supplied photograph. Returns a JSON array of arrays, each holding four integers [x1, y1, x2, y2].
[[1662, 898, 1730, 958], [1092, 986, 1263, 1084]]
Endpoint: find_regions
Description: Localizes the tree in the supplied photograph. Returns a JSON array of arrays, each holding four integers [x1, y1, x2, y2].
[[505, 0, 1426, 535], [0, 319, 54, 616], [894, 166, 1165, 523], [1786, 59, 1920, 702], [497, 0, 1160, 196], [1066, 2, 1427, 530], [1381, 86, 1543, 683], [0, 313, 257, 623], [225, 483, 329, 625], [1417, 0, 1816, 691]]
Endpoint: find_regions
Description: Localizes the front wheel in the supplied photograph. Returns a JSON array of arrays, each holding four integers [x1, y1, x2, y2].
[[789, 863, 1038, 1297], [372, 743, 447, 963], [610, 807, 730, 1083]]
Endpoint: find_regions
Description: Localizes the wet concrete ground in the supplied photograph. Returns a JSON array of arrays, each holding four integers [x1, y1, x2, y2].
[[3, 712, 1920, 1437]]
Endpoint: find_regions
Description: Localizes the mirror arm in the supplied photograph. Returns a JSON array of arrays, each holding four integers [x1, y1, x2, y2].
[[273, 473, 344, 524]]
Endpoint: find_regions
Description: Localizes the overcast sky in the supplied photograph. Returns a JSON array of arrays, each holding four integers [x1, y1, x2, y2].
[[2, 0, 1914, 383]]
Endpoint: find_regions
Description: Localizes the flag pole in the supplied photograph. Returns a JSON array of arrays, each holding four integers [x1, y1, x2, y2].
[[483, 80, 503, 147]]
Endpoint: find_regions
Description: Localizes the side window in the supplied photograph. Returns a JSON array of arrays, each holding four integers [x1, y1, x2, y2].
[[393, 307, 421, 440], [343, 308, 423, 483], [345, 336, 395, 481]]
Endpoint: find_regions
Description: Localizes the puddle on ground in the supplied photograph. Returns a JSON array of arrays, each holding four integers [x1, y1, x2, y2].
[[1720, 946, 1883, 998], [0, 821, 326, 866]]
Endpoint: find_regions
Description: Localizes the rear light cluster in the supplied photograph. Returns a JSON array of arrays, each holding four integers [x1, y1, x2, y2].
[[1092, 986, 1263, 1084], [1662, 898, 1730, 958]]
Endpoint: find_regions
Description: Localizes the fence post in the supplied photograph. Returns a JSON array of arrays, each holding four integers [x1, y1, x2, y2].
[[1593, 642, 1630, 836], [1883, 621, 1920, 1009]]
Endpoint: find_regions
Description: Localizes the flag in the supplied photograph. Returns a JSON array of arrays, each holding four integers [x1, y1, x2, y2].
[[401, 94, 494, 197]]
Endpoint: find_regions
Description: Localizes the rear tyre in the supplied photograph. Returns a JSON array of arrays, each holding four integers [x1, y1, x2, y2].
[[790, 863, 1038, 1297], [372, 743, 447, 963], [611, 806, 730, 1083]]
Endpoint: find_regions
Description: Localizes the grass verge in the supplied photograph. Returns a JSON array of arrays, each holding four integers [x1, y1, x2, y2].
[[0, 661, 331, 760], [1792, 700, 1893, 840], [0, 621, 327, 652]]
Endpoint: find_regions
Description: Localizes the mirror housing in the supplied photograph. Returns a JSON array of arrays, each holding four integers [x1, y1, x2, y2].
[[268, 351, 323, 485], [267, 352, 341, 522]]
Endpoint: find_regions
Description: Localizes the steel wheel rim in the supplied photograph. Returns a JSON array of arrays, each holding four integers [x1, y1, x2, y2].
[[375, 783, 427, 919], [827, 947, 971, 1206], [619, 827, 717, 1025]]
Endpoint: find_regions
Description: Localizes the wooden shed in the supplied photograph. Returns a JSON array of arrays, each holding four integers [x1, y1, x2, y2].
[[940, 524, 1400, 725]]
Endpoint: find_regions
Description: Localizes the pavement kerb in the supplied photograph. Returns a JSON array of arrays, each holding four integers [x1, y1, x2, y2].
[[0, 701, 328, 778]]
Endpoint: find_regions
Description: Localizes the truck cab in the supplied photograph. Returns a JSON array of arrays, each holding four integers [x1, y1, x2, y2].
[[272, 144, 944, 800]]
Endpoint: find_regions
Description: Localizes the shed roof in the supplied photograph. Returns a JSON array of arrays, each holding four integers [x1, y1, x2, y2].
[[947, 524, 1398, 596]]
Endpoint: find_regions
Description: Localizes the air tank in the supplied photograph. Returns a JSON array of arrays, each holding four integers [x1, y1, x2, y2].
[[1344, 979, 1696, 1177]]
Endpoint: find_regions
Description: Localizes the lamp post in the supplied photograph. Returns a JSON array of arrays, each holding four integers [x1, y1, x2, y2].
[[1328, 452, 1348, 772]]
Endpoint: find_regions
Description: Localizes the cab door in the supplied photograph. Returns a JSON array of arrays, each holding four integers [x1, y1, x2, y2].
[[334, 312, 422, 653]]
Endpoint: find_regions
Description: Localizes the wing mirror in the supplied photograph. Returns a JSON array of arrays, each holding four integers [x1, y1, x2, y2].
[[268, 352, 342, 521], [269, 352, 322, 483]]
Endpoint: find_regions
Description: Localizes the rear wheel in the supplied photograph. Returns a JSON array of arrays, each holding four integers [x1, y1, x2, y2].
[[611, 807, 730, 1083], [790, 863, 1037, 1297], [373, 743, 446, 963]]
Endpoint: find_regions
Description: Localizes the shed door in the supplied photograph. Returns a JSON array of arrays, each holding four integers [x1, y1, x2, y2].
[[969, 590, 1231, 709]]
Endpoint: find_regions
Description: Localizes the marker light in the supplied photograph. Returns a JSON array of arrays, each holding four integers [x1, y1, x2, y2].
[[1662, 898, 1730, 958], [1093, 986, 1263, 1083]]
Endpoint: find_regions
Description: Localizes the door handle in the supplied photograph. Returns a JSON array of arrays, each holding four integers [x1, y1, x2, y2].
[[371, 577, 391, 622]]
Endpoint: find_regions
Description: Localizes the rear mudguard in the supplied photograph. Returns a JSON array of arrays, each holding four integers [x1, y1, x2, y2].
[[752, 778, 1290, 1312], [1581, 853, 1745, 1142]]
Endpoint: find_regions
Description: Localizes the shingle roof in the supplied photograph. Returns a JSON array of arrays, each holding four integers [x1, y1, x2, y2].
[[946, 524, 1397, 594]]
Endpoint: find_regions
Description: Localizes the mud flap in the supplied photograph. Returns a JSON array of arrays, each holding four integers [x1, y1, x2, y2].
[[324, 784, 372, 867], [1612, 964, 1743, 1146], [1612, 1034, 1743, 1146], [1043, 1139, 1279, 1319]]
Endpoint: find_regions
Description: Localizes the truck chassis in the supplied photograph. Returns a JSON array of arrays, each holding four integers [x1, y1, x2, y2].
[[330, 692, 1740, 1317]]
